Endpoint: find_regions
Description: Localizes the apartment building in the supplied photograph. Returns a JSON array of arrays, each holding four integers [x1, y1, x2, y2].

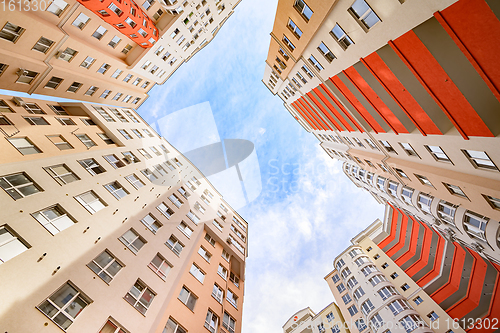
[[282, 303, 349, 333], [0, 94, 247, 333], [325, 205, 500, 333], [0, 0, 239, 107]]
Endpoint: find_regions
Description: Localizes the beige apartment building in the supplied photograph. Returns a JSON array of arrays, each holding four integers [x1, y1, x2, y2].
[[0, 94, 247, 333], [283, 303, 350, 333], [0, 0, 239, 107], [325, 205, 500, 333]]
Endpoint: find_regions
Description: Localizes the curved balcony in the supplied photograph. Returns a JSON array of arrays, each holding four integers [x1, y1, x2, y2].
[[77, 0, 159, 48]]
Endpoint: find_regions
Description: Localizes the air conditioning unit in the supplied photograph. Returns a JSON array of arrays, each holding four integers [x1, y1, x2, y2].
[[124, 155, 135, 164], [226, 237, 232, 244], [16, 68, 28, 77], [12, 96, 25, 106]]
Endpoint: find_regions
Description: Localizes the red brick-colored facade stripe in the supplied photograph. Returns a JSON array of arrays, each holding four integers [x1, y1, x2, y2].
[[306, 92, 344, 131], [430, 243, 467, 303], [390, 32, 494, 139], [296, 101, 321, 130], [360, 53, 442, 135], [343, 67, 409, 134], [292, 102, 319, 130], [301, 98, 334, 131], [436, 0, 500, 102], [447, 249, 488, 320], [469, 262, 500, 332], [317, 84, 364, 132], [416, 235, 446, 287], [405, 223, 434, 277], [385, 213, 409, 257], [395, 216, 421, 266], [329, 76, 385, 133], [312, 87, 354, 132], [296, 98, 327, 130]]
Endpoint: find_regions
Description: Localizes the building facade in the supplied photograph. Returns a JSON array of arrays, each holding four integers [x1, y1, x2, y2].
[[264, 0, 500, 263], [0, 0, 239, 107], [325, 205, 500, 333], [0, 94, 247, 333], [282, 303, 349, 333]]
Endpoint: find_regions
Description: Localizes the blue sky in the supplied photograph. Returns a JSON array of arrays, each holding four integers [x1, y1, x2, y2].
[[138, 0, 385, 331]]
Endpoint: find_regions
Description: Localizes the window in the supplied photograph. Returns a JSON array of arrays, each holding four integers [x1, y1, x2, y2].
[[0, 100, 13, 112], [484, 194, 500, 210], [443, 183, 467, 198], [149, 253, 171, 280], [402, 187, 414, 205], [125, 174, 144, 190], [463, 211, 488, 241], [33, 36, 54, 53], [361, 264, 378, 276], [212, 284, 224, 303], [79, 159, 105, 176], [388, 299, 410, 316], [0, 225, 30, 263], [0, 172, 41, 199], [370, 313, 384, 331], [423, 146, 451, 163], [380, 140, 396, 153], [104, 181, 129, 200], [283, 35, 295, 51], [47, 0, 68, 16], [178, 286, 197, 311], [119, 229, 145, 254], [140, 213, 161, 234], [287, 19, 302, 38], [348, 0, 380, 30], [45, 76, 63, 89], [227, 289, 238, 308], [97, 63, 111, 74], [169, 193, 183, 207], [111, 69, 122, 79], [138, 148, 152, 159], [92, 26, 107, 40], [166, 235, 184, 255], [413, 296, 423, 305], [76, 134, 96, 148], [360, 299, 375, 315], [218, 264, 228, 279], [355, 320, 367, 332], [302, 65, 314, 78], [342, 293, 352, 304], [32, 205, 75, 235], [108, 2, 123, 15], [381, 262, 389, 269], [394, 168, 409, 179], [347, 277, 358, 289], [16, 69, 38, 84], [373, 254, 380, 260], [178, 221, 193, 238], [317, 42, 335, 62], [74, 191, 106, 214], [189, 263, 205, 283], [223, 312, 236, 333], [124, 280, 155, 314], [44, 164, 79, 185], [99, 319, 129, 333], [204, 309, 218, 333], [0, 115, 13, 124], [330, 24, 353, 50], [401, 283, 410, 291], [97, 133, 114, 145], [88, 250, 123, 283], [100, 90, 111, 98], [58, 47, 77, 62], [141, 169, 157, 182], [368, 275, 387, 286], [67, 82, 82, 93], [197, 246, 211, 262], [72, 13, 90, 29], [348, 248, 363, 257], [293, 0, 313, 21], [415, 174, 433, 187], [164, 318, 186, 333], [462, 150, 498, 171], [341, 267, 351, 279], [336, 258, 345, 270], [47, 135, 73, 150], [332, 274, 340, 283], [437, 201, 457, 223], [85, 86, 98, 96], [417, 193, 433, 213], [353, 287, 365, 300], [104, 154, 125, 169], [390, 272, 398, 279], [0, 22, 24, 42], [38, 282, 89, 330], [122, 151, 139, 163], [400, 315, 424, 333], [427, 311, 439, 322], [347, 305, 358, 316], [118, 129, 132, 140], [378, 286, 398, 300]]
